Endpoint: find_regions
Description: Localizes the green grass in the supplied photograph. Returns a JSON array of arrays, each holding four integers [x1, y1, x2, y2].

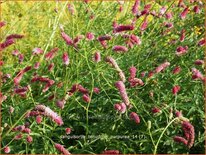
[[0, 0, 205, 154]]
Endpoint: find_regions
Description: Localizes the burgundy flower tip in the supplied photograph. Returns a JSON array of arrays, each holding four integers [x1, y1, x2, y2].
[[112, 45, 128, 53], [155, 62, 170, 73], [6, 34, 24, 40], [114, 104, 121, 111], [152, 107, 161, 114], [36, 115, 42, 124], [148, 71, 154, 78], [93, 87, 100, 94], [4, 146, 10, 153], [129, 78, 144, 87], [82, 94, 91, 103], [34, 62, 40, 69], [0, 39, 15, 49], [61, 32, 73, 46], [98, 35, 112, 42], [26, 135, 33, 143], [56, 99, 66, 109], [191, 68, 204, 80], [12, 50, 20, 56], [165, 22, 173, 29], [173, 136, 188, 145], [165, 12, 173, 19], [173, 66, 181, 74], [32, 47, 43, 55], [114, 25, 134, 33], [182, 121, 195, 148], [180, 29, 186, 42], [132, 0, 140, 15], [22, 128, 31, 134], [140, 17, 148, 31], [141, 71, 146, 77], [198, 38, 205, 46], [62, 52, 70, 65], [129, 66, 137, 79], [175, 110, 182, 117], [14, 133, 22, 140], [115, 81, 130, 106], [73, 34, 84, 45], [48, 94, 55, 100], [78, 84, 89, 94], [100, 40, 108, 49], [93, 52, 101, 63], [193, 5, 200, 14], [159, 6, 167, 15], [130, 34, 141, 45], [130, 112, 140, 124], [180, 7, 189, 20], [102, 150, 120, 154], [194, 59, 204, 65], [0, 21, 6, 28], [114, 103, 126, 113], [55, 143, 71, 155], [176, 46, 188, 56], [48, 63, 54, 72], [45, 47, 59, 61], [18, 53, 24, 64], [86, 32, 95, 40], [172, 85, 180, 95], [65, 128, 71, 135]]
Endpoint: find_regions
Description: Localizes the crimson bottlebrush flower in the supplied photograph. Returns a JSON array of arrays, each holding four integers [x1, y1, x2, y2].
[[114, 102, 126, 113], [106, 56, 126, 82], [132, 0, 140, 15], [48, 63, 54, 72], [176, 46, 188, 56], [23, 128, 31, 134], [62, 52, 69, 66], [152, 107, 161, 114], [97, 35, 112, 42], [14, 133, 22, 140], [119, 5, 123, 12], [114, 25, 134, 33], [180, 29, 186, 42], [141, 71, 146, 77], [61, 32, 73, 46], [56, 99, 66, 109], [14, 66, 32, 85], [6, 34, 24, 40], [4, 146, 10, 153], [31, 76, 55, 92], [65, 128, 71, 135], [140, 17, 148, 31], [148, 71, 154, 78], [93, 87, 100, 94], [172, 85, 180, 95], [159, 6, 167, 15], [100, 40, 108, 49], [77, 84, 89, 94], [129, 78, 144, 87], [25, 110, 45, 118], [191, 68, 204, 80], [193, 5, 200, 14], [164, 22, 173, 29], [55, 143, 71, 155], [82, 94, 91, 103], [45, 47, 59, 61], [173, 66, 181, 74], [12, 50, 20, 56], [0, 39, 15, 49], [112, 45, 128, 53], [178, 0, 186, 8], [32, 47, 43, 55], [180, 7, 189, 20], [115, 81, 130, 106], [73, 34, 84, 45], [93, 52, 101, 63], [0, 21, 6, 28], [165, 12, 173, 19], [68, 84, 79, 95], [0, 60, 4, 66], [198, 38, 205, 46], [129, 66, 136, 79], [114, 104, 121, 111], [102, 150, 120, 154], [182, 121, 195, 148], [194, 59, 204, 65], [18, 53, 24, 64], [48, 94, 55, 100], [35, 104, 64, 126], [86, 32, 95, 40], [130, 112, 140, 124], [155, 62, 170, 73], [26, 135, 33, 143], [14, 86, 28, 97], [13, 125, 25, 132], [175, 110, 182, 117], [36, 115, 42, 124], [9, 106, 14, 114], [34, 62, 40, 69], [173, 136, 188, 145], [130, 34, 141, 45]]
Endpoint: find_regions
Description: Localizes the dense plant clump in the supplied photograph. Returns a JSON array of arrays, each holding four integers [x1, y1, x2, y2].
[[0, 0, 205, 154]]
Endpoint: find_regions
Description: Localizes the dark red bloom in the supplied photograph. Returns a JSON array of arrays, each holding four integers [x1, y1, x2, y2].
[[130, 112, 140, 124], [61, 32, 73, 46], [180, 29, 186, 42], [6, 34, 24, 40], [173, 136, 188, 145], [115, 81, 130, 106], [114, 25, 134, 33], [180, 7, 189, 20], [172, 85, 181, 95], [152, 107, 161, 113], [173, 66, 181, 74], [102, 150, 120, 154], [54, 143, 71, 155]]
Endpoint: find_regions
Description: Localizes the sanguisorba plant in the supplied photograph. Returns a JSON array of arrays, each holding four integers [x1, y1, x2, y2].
[[0, 0, 205, 154]]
